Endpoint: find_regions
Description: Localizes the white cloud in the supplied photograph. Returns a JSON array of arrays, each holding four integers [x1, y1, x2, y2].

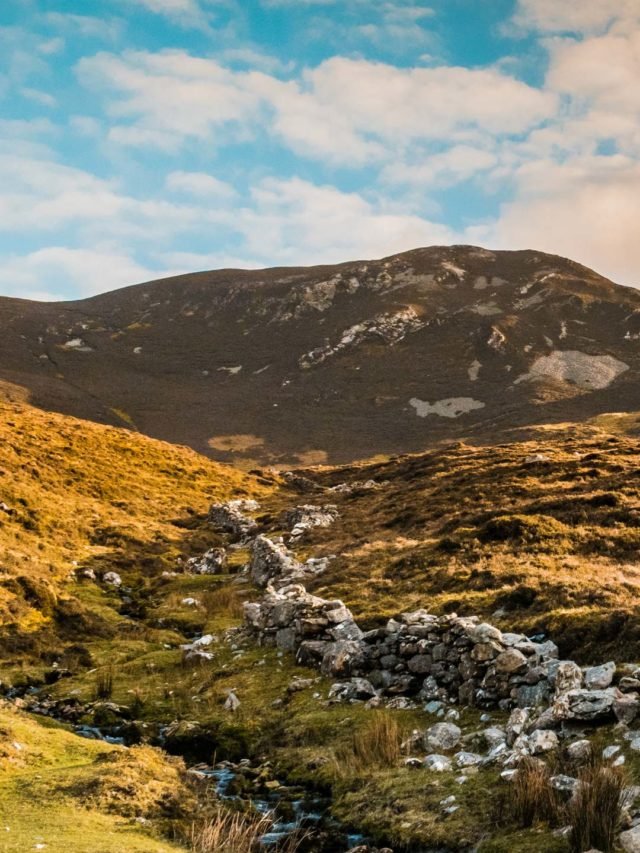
[[230, 176, 457, 264], [166, 170, 238, 199], [77, 50, 262, 149], [512, 0, 640, 35], [476, 156, 640, 287], [0, 246, 177, 300], [20, 87, 56, 108], [382, 144, 498, 188], [77, 50, 556, 166]]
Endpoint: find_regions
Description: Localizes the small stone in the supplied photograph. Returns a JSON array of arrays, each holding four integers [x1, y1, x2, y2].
[[603, 744, 621, 760], [495, 648, 528, 674], [566, 739, 592, 764], [550, 774, 579, 793], [585, 661, 616, 690], [454, 751, 482, 768], [423, 754, 452, 772], [529, 729, 559, 755]]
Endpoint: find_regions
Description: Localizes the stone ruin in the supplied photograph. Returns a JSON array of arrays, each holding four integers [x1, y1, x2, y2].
[[243, 583, 640, 727]]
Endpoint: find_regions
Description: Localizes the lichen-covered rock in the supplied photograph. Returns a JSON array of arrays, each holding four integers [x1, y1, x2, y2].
[[282, 504, 339, 539], [424, 723, 462, 753], [321, 641, 365, 678], [185, 547, 226, 574], [529, 729, 559, 754], [423, 754, 452, 772], [208, 499, 259, 537], [553, 688, 618, 721], [584, 661, 616, 689]]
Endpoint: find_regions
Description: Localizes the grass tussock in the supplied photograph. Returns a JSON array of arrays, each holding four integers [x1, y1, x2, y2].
[[189, 806, 305, 853], [509, 758, 561, 828], [335, 711, 405, 775], [567, 762, 626, 853], [201, 587, 244, 619], [94, 665, 115, 700]]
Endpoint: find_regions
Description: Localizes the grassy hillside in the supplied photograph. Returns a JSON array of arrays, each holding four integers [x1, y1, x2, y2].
[[294, 420, 640, 661], [0, 400, 272, 670]]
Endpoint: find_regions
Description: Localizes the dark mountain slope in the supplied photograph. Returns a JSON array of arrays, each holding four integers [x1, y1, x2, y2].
[[0, 245, 639, 464]]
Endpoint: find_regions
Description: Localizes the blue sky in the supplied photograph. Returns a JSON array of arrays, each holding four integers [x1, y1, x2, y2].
[[0, 0, 639, 300]]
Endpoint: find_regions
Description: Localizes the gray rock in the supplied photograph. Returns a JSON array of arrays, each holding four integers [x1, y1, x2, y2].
[[424, 722, 462, 753], [102, 571, 122, 587], [321, 641, 364, 678], [554, 661, 583, 694], [550, 774, 579, 793], [506, 708, 530, 746], [483, 727, 507, 750], [454, 751, 482, 768], [620, 825, 640, 852], [566, 739, 592, 764], [615, 693, 640, 725], [585, 661, 616, 690], [423, 754, 452, 772], [529, 729, 559, 754], [495, 648, 528, 674], [553, 688, 618, 721]]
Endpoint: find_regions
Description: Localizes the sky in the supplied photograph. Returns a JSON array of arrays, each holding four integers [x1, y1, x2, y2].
[[0, 0, 639, 301]]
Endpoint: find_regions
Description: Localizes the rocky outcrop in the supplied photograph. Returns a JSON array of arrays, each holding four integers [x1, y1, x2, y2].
[[282, 504, 339, 540], [208, 499, 259, 538], [184, 547, 226, 574], [249, 535, 332, 588]]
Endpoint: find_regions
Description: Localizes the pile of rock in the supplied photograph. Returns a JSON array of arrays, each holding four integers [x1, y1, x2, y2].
[[243, 588, 640, 726], [243, 583, 361, 655], [281, 504, 339, 540], [184, 547, 226, 575], [249, 536, 332, 588], [208, 499, 259, 538]]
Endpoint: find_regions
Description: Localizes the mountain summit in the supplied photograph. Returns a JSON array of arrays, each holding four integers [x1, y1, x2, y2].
[[1, 245, 638, 464]]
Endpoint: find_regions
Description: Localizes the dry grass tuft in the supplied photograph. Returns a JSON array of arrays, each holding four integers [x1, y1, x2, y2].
[[509, 758, 561, 828], [189, 805, 306, 852], [201, 587, 244, 619], [335, 710, 405, 775], [94, 665, 115, 700], [567, 761, 626, 853]]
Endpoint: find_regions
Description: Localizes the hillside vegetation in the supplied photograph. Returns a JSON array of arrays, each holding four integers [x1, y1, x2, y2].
[[0, 400, 270, 659]]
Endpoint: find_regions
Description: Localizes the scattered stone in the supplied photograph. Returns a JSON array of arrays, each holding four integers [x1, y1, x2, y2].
[[423, 754, 452, 772], [566, 739, 592, 764], [529, 729, 559, 755], [424, 723, 461, 753], [102, 571, 122, 587], [224, 691, 240, 712]]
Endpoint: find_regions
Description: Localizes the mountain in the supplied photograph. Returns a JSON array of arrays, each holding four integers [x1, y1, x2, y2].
[[0, 245, 639, 465]]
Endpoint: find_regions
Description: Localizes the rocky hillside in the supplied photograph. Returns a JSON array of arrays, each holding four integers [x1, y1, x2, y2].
[[1, 245, 639, 464]]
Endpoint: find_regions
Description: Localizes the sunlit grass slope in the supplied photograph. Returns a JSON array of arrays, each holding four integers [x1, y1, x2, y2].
[[0, 400, 271, 637]]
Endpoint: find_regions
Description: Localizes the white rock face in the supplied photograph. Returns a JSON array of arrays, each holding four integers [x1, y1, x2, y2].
[[515, 350, 629, 390], [410, 397, 485, 419]]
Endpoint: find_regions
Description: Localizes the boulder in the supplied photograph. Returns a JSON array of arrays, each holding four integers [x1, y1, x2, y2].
[[454, 751, 482, 768], [553, 688, 618, 721], [620, 825, 640, 853], [102, 571, 122, 587], [424, 722, 461, 753]]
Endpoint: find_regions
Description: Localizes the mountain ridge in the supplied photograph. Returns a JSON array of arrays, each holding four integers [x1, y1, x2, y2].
[[0, 244, 638, 465]]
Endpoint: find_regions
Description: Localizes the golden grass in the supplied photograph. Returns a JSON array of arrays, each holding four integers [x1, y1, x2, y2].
[[188, 806, 306, 853], [334, 711, 405, 776], [0, 401, 271, 636]]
